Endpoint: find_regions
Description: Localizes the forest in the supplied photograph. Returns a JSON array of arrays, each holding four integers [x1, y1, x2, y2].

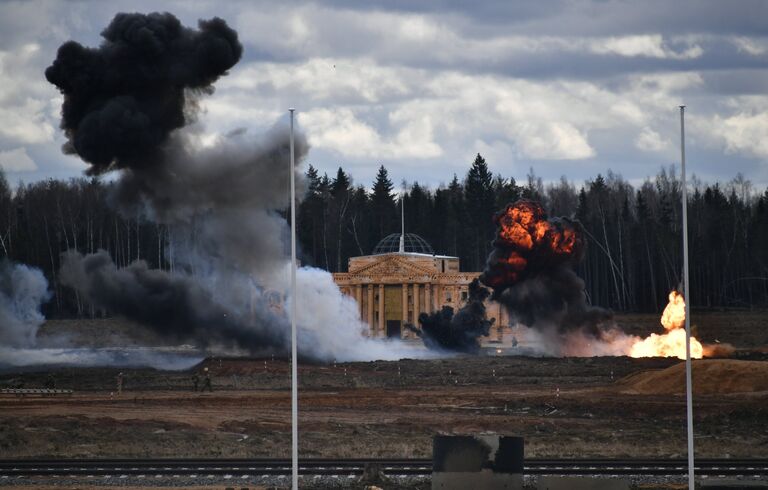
[[2, 153, 768, 318]]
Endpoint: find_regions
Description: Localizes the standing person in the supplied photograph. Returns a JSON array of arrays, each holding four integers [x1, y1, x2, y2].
[[201, 367, 212, 392], [44, 373, 56, 390], [191, 372, 199, 392], [116, 372, 124, 395]]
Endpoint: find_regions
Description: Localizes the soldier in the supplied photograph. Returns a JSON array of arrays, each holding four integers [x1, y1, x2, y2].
[[116, 372, 124, 395], [191, 372, 199, 392], [201, 367, 212, 392]]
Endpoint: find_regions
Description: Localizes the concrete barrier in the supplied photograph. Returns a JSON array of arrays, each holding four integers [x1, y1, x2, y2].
[[537, 476, 630, 490], [700, 480, 768, 489], [432, 435, 524, 490]]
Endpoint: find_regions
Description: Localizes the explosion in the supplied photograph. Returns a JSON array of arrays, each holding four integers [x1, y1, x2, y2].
[[44, 12, 416, 363], [481, 200, 611, 333], [481, 200, 583, 290], [629, 290, 703, 360]]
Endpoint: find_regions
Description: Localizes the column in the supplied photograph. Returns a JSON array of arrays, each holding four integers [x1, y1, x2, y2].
[[355, 284, 363, 318], [424, 283, 432, 314], [367, 284, 374, 330], [401, 283, 408, 328], [413, 283, 420, 323], [378, 284, 385, 337]]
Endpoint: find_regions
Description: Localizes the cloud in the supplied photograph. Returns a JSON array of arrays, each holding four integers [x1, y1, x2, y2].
[[0, 147, 37, 172], [635, 127, 671, 152], [731, 37, 768, 56], [0, 44, 56, 145], [719, 111, 768, 159], [1, 0, 768, 189], [590, 35, 703, 59], [299, 107, 442, 159]]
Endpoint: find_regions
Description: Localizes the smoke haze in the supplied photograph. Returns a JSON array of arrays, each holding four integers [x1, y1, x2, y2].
[[44, 12, 427, 364], [0, 261, 50, 348], [59, 250, 289, 355]]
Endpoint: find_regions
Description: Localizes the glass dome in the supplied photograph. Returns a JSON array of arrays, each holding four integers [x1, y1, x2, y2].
[[372, 233, 434, 255]]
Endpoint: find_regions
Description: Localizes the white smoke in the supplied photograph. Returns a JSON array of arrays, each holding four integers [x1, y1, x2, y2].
[[509, 323, 640, 357], [0, 261, 50, 348], [290, 266, 432, 361], [0, 347, 201, 370]]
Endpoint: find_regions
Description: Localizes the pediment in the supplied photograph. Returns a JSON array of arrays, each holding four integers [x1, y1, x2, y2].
[[349, 255, 436, 277]]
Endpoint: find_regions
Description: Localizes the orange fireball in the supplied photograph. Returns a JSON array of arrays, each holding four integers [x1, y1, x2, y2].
[[629, 290, 703, 360]]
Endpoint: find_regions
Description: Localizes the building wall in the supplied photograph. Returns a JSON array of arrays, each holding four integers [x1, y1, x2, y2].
[[333, 252, 508, 340]]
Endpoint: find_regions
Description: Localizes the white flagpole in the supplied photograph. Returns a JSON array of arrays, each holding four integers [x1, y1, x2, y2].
[[680, 105, 695, 490], [289, 108, 298, 490]]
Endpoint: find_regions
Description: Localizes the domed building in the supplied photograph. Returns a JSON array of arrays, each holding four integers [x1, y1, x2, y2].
[[332, 231, 510, 340]]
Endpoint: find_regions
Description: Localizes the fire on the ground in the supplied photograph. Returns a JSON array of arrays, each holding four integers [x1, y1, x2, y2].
[[629, 290, 705, 360]]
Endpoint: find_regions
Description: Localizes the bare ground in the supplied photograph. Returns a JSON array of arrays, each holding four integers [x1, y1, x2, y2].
[[2, 353, 767, 460], [2, 312, 768, 460]]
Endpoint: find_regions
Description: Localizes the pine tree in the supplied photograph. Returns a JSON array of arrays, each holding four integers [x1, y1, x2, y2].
[[297, 165, 322, 266], [464, 154, 496, 270], [330, 168, 352, 272], [370, 165, 397, 242]]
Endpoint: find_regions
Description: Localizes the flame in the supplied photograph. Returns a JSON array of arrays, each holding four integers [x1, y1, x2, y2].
[[483, 200, 584, 290], [629, 290, 703, 360]]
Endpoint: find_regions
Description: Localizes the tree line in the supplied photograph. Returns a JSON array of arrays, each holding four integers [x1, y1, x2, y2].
[[2, 154, 768, 318]]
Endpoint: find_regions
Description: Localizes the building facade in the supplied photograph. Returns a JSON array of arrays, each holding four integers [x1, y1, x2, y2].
[[332, 233, 509, 339]]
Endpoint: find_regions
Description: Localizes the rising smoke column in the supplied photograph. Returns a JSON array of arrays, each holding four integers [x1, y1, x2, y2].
[[480, 200, 611, 334], [412, 279, 495, 353], [0, 260, 50, 348], [45, 12, 312, 357], [45, 12, 408, 362]]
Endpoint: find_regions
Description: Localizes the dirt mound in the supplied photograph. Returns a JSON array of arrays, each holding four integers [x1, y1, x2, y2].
[[618, 359, 768, 395]]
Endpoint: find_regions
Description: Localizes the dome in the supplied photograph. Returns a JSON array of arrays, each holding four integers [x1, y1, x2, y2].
[[372, 233, 434, 255]]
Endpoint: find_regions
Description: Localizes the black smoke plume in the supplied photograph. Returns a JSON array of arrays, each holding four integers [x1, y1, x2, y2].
[[45, 13, 315, 359], [46, 12, 427, 363], [45, 12, 242, 174], [60, 251, 288, 354], [410, 279, 495, 353], [480, 200, 611, 334]]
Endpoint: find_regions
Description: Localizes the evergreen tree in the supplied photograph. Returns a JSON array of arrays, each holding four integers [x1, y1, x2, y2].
[[330, 167, 352, 272], [297, 165, 323, 266], [464, 154, 496, 270], [493, 175, 521, 210], [370, 165, 398, 242]]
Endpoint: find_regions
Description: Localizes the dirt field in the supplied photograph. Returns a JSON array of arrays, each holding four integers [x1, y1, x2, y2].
[[2, 312, 767, 460], [2, 353, 767, 460]]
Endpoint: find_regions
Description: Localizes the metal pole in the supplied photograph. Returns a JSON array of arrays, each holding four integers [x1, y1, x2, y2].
[[289, 108, 298, 490], [680, 105, 694, 490], [399, 191, 405, 253]]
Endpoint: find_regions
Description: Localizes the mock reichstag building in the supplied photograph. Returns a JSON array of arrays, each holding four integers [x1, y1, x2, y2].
[[332, 232, 509, 339]]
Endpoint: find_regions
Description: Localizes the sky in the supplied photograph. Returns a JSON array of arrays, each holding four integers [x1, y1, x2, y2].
[[1, 0, 767, 192]]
